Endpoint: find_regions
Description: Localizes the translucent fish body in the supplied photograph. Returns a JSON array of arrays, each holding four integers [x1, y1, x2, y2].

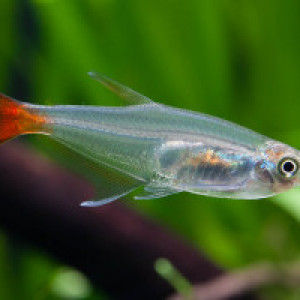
[[1, 73, 300, 206]]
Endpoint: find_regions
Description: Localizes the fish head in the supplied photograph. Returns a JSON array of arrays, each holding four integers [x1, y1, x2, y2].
[[254, 141, 300, 196]]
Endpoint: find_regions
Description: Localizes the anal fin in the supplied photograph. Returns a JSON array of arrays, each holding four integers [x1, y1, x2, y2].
[[44, 138, 144, 207], [79, 158, 143, 207], [81, 188, 139, 207]]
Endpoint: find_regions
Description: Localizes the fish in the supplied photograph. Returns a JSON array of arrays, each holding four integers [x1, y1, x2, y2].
[[0, 72, 300, 207]]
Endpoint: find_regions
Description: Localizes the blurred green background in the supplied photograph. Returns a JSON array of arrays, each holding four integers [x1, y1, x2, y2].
[[1, 0, 300, 299]]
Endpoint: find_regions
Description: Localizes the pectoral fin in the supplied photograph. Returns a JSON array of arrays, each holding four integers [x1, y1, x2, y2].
[[134, 186, 179, 200]]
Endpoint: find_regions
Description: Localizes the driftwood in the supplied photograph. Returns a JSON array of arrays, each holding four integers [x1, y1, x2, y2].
[[0, 141, 257, 300]]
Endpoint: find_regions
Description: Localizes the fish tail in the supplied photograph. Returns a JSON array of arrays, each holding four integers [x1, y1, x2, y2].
[[0, 93, 50, 144]]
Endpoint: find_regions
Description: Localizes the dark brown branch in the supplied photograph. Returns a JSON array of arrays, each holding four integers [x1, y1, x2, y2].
[[0, 141, 257, 300]]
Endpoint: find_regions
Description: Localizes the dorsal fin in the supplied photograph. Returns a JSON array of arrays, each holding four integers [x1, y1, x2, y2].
[[88, 71, 154, 105]]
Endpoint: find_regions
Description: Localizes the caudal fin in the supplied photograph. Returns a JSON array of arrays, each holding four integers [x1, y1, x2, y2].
[[0, 94, 49, 144]]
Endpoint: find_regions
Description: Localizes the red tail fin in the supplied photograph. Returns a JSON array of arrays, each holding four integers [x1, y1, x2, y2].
[[0, 94, 48, 144]]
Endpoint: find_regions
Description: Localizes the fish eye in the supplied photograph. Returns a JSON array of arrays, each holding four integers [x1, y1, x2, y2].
[[278, 157, 299, 179]]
